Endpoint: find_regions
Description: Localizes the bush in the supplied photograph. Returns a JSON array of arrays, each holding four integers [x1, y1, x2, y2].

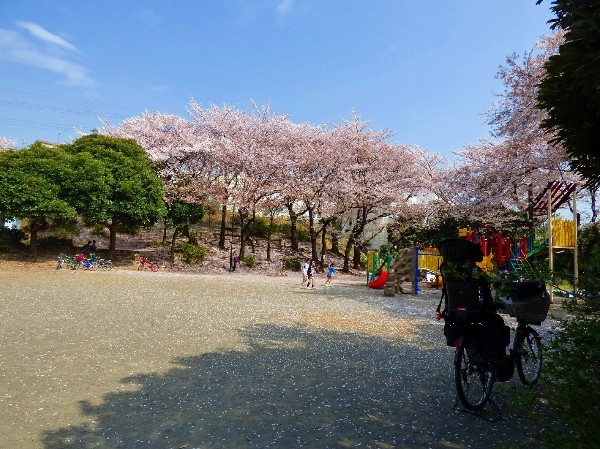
[[537, 317, 600, 448], [278, 222, 311, 242], [177, 242, 209, 264], [247, 218, 269, 238], [0, 228, 27, 247], [242, 254, 257, 268], [284, 257, 301, 271]]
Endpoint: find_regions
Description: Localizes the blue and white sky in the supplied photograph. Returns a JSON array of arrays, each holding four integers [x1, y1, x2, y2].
[[0, 1, 554, 156]]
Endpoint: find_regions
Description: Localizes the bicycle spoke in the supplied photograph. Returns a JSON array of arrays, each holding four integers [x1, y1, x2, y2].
[[515, 327, 542, 386]]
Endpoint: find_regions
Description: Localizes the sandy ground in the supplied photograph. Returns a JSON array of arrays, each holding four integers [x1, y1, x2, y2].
[[0, 267, 559, 449]]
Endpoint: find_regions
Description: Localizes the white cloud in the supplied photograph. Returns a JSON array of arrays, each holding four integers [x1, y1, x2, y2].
[[17, 21, 80, 53], [0, 23, 95, 90], [276, 0, 293, 16]]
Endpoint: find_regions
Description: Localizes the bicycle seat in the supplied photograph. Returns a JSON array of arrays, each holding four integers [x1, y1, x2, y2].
[[438, 238, 487, 320]]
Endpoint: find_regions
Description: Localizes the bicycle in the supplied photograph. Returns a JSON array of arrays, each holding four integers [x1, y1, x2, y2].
[[437, 239, 550, 412], [96, 258, 113, 270], [451, 299, 546, 411], [57, 253, 70, 269], [138, 256, 158, 272]]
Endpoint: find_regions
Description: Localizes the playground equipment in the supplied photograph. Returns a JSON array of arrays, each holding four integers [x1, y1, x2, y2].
[[531, 181, 578, 301], [367, 245, 394, 289]]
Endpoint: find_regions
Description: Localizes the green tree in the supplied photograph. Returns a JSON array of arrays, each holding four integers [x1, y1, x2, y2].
[[537, 0, 600, 188], [165, 200, 205, 263], [0, 143, 108, 259], [64, 134, 166, 259]]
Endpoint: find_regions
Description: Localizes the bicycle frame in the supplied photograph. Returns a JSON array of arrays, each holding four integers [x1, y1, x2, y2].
[[138, 256, 158, 272]]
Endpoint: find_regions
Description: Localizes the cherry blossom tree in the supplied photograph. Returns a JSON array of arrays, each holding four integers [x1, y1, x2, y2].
[[189, 101, 289, 257], [0, 137, 16, 151], [99, 111, 216, 256], [442, 32, 596, 226], [326, 114, 424, 272]]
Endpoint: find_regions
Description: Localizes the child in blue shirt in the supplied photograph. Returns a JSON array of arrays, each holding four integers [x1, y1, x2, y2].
[[324, 263, 335, 286]]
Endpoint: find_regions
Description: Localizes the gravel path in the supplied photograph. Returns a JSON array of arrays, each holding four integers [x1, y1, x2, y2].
[[0, 268, 555, 449]]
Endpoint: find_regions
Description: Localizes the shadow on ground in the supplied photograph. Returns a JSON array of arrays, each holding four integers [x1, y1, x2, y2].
[[43, 322, 538, 449]]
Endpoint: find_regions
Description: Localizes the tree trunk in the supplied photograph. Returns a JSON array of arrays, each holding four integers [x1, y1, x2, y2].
[[108, 219, 117, 261], [590, 187, 598, 223], [238, 209, 256, 258], [319, 221, 328, 271], [286, 202, 299, 250], [266, 212, 274, 262], [29, 225, 39, 260], [343, 233, 355, 273], [331, 227, 340, 255], [353, 242, 362, 269], [170, 227, 179, 264], [308, 207, 318, 263], [187, 222, 198, 245], [219, 204, 227, 249]]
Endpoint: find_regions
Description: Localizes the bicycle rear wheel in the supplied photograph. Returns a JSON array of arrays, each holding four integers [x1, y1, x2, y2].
[[515, 326, 542, 385], [455, 346, 495, 411]]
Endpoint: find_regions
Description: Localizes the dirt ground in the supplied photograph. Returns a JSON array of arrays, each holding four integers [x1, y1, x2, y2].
[[0, 264, 561, 449]]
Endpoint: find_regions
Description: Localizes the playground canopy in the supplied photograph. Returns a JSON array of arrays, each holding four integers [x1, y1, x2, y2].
[[531, 181, 577, 217]]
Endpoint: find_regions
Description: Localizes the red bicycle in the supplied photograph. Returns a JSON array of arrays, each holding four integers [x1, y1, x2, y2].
[[138, 256, 159, 272]]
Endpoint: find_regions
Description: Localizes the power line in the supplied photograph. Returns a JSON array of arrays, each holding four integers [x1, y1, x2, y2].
[[0, 115, 86, 131], [0, 86, 146, 114], [0, 99, 129, 119]]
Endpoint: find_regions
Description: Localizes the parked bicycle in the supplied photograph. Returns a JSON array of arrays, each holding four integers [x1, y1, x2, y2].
[[436, 238, 550, 412], [96, 258, 113, 270], [138, 256, 158, 272], [57, 253, 74, 270]]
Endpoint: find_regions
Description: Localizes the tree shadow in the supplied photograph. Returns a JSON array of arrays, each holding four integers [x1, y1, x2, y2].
[[43, 323, 536, 449]]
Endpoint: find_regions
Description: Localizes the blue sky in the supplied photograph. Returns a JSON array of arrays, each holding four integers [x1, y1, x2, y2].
[[0, 1, 554, 157]]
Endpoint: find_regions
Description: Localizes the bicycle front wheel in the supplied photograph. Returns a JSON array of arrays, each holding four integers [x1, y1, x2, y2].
[[455, 346, 495, 411], [150, 264, 158, 272], [515, 327, 542, 386]]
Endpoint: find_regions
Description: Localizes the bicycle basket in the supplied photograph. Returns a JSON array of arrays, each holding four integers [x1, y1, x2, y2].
[[499, 280, 550, 324]]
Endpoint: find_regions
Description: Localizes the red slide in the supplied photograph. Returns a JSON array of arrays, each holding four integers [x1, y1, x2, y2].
[[368, 270, 389, 289]]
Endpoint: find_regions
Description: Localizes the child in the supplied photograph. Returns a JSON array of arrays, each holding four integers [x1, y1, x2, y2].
[[324, 262, 335, 286], [306, 260, 316, 288], [301, 259, 309, 284]]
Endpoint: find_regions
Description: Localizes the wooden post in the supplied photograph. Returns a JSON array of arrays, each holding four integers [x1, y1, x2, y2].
[[548, 188, 554, 303], [573, 191, 578, 295]]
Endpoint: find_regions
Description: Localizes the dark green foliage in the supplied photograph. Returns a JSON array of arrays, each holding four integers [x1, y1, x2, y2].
[[167, 200, 205, 229], [284, 257, 301, 271], [537, 0, 600, 188], [242, 254, 257, 268], [176, 242, 209, 264], [0, 143, 109, 257], [507, 222, 600, 448], [539, 317, 600, 449], [389, 216, 475, 248], [64, 134, 166, 231], [0, 227, 26, 251], [278, 221, 310, 242], [37, 236, 74, 249], [247, 217, 269, 238]]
